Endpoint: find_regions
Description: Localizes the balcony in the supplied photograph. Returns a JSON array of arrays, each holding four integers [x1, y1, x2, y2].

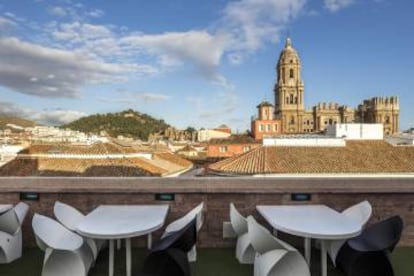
[[1, 176, 414, 275]]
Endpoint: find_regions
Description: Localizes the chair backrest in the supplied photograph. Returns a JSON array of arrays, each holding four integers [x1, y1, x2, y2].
[[152, 218, 197, 254], [342, 200, 372, 226], [32, 214, 83, 251], [165, 202, 204, 233], [14, 202, 29, 225], [247, 216, 295, 254], [229, 203, 248, 236], [0, 208, 20, 235], [53, 201, 85, 231], [349, 215, 403, 253]]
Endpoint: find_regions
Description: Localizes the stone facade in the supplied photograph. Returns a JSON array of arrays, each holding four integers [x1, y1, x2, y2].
[[271, 38, 399, 134]]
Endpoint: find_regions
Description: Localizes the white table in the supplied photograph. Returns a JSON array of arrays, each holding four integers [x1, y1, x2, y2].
[[77, 205, 169, 276], [257, 205, 361, 276], [0, 204, 12, 214]]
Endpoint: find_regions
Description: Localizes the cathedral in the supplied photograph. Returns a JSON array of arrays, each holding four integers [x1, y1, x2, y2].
[[251, 37, 399, 140]]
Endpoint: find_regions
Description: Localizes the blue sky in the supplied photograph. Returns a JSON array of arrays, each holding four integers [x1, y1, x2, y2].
[[0, 0, 413, 131]]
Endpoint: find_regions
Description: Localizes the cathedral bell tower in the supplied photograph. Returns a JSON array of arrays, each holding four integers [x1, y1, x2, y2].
[[274, 37, 305, 133]]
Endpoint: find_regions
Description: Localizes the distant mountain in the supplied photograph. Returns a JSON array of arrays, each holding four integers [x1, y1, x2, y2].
[[0, 115, 36, 129], [62, 109, 171, 140]]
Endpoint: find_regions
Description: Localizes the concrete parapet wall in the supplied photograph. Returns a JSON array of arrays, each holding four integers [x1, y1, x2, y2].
[[1, 176, 414, 248]]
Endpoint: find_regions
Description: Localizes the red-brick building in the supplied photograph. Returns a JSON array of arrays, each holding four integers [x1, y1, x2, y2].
[[206, 135, 260, 158], [251, 101, 282, 140]]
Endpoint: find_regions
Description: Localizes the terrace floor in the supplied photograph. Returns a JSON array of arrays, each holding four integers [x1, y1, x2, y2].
[[1, 247, 413, 276]]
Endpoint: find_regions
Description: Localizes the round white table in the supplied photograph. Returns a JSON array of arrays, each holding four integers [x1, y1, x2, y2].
[[257, 205, 361, 276], [77, 205, 169, 276]]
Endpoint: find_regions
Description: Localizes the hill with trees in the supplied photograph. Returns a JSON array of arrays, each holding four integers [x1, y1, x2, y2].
[[62, 109, 171, 140], [0, 115, 36, 129]]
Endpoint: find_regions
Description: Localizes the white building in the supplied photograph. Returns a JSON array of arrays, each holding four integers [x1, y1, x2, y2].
[[326, 123, 383, 140], [385, 133, 414, 146], [263, 135, 346, 147], [197, 129, 231, 142]]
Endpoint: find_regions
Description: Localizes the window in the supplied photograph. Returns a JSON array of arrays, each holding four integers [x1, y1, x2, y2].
[[290, 116, 295, 124], [295, 96, 298, 104], [324, 121, 328, 125], [289, 69, 294, 78], [219, 146, 228, 153], [286, 97, 289, 104], [290, 94, 293, 104], [274, 124, 278, 131], [385, 116, 390, 124], [266, 124, 271, 132], [243, 146, 251, 153], [329, 119, 333, 125], [259, 124, 264, 132]]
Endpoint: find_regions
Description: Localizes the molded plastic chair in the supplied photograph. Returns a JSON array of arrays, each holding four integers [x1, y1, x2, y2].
[[0, 202, 29, 263], [335, 215, 403, 276], [139, 218, 197, 276], [328, 200, 372, 265], [53, 201, 105, 260], [162, 202, 204, 262], [229, 203, 255, 264], [32, 214, 94, 276], [247, 216, 310, 276]]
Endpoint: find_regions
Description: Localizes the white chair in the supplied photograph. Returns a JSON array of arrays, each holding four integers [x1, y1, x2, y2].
[[32, 214, 94, 276], [327, 200, 372, 266], [53, 201, 105, 260], [247, 216, 310, 276], [162, 202, 204, 262], [229, 203, 255, 264], [0, 202, 29, 263]]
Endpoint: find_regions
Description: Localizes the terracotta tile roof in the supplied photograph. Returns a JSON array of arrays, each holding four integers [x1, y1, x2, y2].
[[154, 152, 193, 168], [0, 157, 164, 176], [209, 135, 259, 145], [20, 143, 140, 155], [208, 141, 414, 175]]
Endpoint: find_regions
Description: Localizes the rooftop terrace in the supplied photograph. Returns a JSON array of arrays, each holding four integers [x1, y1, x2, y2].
[[1, 176, 414, 275]]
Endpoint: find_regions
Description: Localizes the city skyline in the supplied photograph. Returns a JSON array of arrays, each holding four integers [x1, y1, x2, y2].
[[0, 0, 413, 131]]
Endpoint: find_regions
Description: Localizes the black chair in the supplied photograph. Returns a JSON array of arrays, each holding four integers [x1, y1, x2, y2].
[[335, 215, 403, 276], [138, 218, 197, 276]]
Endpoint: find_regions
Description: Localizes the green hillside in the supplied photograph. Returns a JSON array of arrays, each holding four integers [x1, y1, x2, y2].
[[62, 109, 170, 140], [0, 115, 36, 129]]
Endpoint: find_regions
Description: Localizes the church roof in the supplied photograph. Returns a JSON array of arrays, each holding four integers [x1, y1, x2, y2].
[[278, 37, 299, 62], [257, 101, 273, 108]]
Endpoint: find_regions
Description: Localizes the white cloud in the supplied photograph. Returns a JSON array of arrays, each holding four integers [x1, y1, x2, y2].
[[0, 37, 156, 98], [33, 109, 87, 125], [121, 31, 230, 79], [0, 101, 31, 117], [48, 6, 67, 17], [141, 93, 170, 102], [98, 91, 170, 105], [0, 16, 17, 29], [0, 101, 85, 125], [88, 9, 104, 18], [324, 0, 354, 12], [1, 0, 311, 98], [221, 0, 307, 51]]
